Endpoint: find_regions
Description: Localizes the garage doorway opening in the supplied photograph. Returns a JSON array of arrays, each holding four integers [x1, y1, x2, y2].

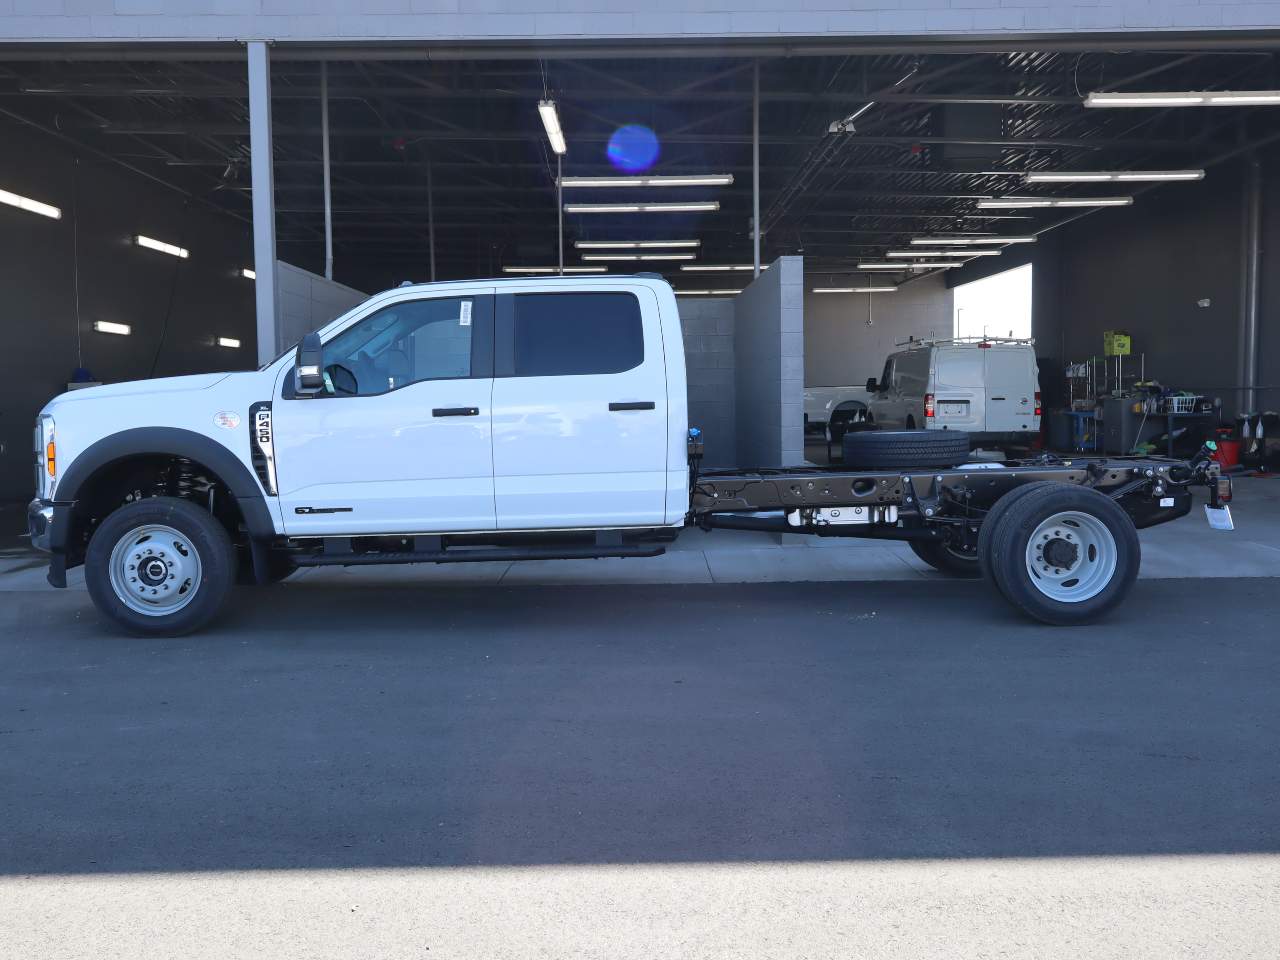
[[953, 263, 1032, 340]]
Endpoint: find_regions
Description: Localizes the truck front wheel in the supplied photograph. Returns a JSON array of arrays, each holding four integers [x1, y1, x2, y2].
[[85, 497, 238, 637], [983, 482, 1139, 625]]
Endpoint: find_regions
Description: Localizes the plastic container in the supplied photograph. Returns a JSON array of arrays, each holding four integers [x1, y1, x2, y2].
[[1213, 439, 1242, 470]]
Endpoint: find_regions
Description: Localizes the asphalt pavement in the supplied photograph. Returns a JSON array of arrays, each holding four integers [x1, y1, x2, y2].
[[2, 577, 1278, 958]]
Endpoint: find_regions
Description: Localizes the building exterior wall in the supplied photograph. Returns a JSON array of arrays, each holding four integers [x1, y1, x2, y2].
[[2, 1, 1277, 43]]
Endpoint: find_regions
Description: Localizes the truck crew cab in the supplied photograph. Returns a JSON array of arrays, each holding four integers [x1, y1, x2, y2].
[[29, 276, 1227, 636]]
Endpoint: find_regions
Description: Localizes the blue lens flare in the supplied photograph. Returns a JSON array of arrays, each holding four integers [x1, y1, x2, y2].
[[607, 125, 661, 172]]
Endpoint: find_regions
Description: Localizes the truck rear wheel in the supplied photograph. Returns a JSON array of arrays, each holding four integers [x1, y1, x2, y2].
[[983, 482, 1140, 625], [909, 538, 981, 578], [842, 429, 971, 469], [85, 497, 238, 637]]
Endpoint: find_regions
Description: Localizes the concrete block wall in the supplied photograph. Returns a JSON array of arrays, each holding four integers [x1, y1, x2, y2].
[[275, 261, 368, 355], [1, 0, 1275, 41], [733, 256, 804, 468], [677, 296, 737, 468]]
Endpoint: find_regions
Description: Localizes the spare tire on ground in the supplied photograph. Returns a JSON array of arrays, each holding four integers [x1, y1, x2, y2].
[[842, 429, 971, 469]]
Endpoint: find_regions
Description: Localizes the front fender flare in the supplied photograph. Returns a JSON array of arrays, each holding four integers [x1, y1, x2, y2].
[[56, 427, 278, 544]]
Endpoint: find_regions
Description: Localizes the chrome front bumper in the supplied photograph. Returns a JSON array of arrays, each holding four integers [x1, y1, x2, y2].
[[27, 498, 54, 553]]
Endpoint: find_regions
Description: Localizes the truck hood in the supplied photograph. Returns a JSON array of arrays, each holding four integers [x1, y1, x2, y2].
[[48, 372, 232, 406]]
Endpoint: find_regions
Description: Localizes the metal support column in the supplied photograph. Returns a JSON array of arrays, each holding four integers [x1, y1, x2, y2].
[[321, 60, 333, 282], [1240, 154, 1262, 413], [557, 154, 564, 275], [247, 41, 278, 365], [427, 159, 436, 282], [752, 60, 761, 279]]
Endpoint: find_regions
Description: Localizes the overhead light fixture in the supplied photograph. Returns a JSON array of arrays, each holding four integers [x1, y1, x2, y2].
[[887, 249, 1002, 257], [0, 187, 61, 220], [93, 320, 131, 336], [857, 261, 965, 270], [216, 336, 242, 348], [538, 100, 566, 155], [912, 235, 1036, 245], [565, 202, 720, 214], [1085, 90, 1280, 108], [812, 286, 897, 294], [1025, 169, 1204, 183], [977, 197, 1132, 209], [561, 175, 733, 188], [240, 267, 256, 280], [582, 253, 696, 261], [501, 265, 608, 274], [679, 264, 768, 272], [575, 240, 701, 249], [134, 235, 189, 258], [676, 289, 743, 296]]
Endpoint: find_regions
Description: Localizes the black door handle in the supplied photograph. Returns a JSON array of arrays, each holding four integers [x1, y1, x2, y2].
[[609, 401, 656, 411], [990, 397, 1007, 401], [433, 406, 479, 417]]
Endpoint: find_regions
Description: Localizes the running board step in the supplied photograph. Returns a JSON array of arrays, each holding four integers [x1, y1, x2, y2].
[[294, 543, 667, 567]]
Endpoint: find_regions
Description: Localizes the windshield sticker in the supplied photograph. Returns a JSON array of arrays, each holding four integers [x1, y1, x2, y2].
[[459, 300, 472, 326]]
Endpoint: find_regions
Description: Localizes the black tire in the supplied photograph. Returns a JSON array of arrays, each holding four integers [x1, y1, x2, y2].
[[85, 497, 238, 637], [842, 429, 971, 469], [976, 481, 1057, 599], [984, 482, 1140, 626], [909, 538, 981, 578]]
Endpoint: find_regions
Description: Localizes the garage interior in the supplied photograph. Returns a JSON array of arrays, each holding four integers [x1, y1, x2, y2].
[[3, 43, 1280, 498]]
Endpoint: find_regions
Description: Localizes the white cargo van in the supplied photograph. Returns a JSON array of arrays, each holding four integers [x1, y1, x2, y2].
[[865, 338, 1041, 441]]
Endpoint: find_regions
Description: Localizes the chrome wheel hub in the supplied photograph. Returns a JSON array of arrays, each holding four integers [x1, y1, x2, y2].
[[108, 524, 203, 617]]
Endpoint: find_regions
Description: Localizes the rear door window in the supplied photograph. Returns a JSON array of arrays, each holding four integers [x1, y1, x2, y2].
[[508, 292, 644, 377]]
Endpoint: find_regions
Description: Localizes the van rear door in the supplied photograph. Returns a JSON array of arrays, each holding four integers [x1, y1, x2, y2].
[[983, 346, 1036, 433], [930, 347, 983, 431]]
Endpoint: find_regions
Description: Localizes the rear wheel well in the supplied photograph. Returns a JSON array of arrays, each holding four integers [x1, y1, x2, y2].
[[66, 454, 247, 565]]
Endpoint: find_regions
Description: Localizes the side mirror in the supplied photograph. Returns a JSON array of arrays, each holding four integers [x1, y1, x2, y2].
[[865, 377, 878, 393], [294, 333, 324, 395]]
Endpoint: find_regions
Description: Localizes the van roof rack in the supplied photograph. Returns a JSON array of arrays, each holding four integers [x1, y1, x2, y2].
[[893, 335, 1036, 348]]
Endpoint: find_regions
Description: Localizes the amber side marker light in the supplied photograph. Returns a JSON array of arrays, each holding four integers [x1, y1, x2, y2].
[[46, 439, 56, 477]]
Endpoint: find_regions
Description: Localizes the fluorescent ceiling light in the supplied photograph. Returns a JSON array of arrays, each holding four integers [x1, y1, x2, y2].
[[812, 286, 897, 294], [676, 289, 743, 296], [977, 197, 1132, 209], [0, 187, 61, 220], [1086, 90, 1280, 108], [582, 253, 696, 261], [538, 100, 566, 155], [216, 336, 241, 348], [887, 249, 1002, 257], [858, 261, 965, 270], [564, 202, 720, 214], [575, 240, 700, 249], [1025, 169, 1204, 183], [500, 266, 608, 274], [135, 235, 189, 258], [93, 320, 131, 336], [561, 175, 733, 188], [240, 267, 256, 280], [912, 235, 1036, 245], [679, 264, 768, 272]]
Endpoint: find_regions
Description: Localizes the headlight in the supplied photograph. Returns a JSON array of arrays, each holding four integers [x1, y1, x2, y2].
[[34, 414, 55, 498]]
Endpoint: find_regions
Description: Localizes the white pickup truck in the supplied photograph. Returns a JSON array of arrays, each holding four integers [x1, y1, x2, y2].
[[29, 276, 1228, 636]]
